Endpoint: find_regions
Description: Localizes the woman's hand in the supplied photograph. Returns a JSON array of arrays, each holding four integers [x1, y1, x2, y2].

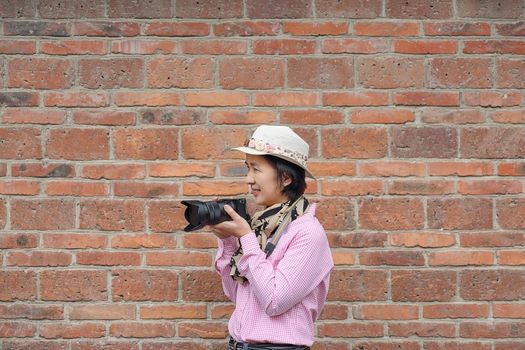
[[206, 204, 252, 239]]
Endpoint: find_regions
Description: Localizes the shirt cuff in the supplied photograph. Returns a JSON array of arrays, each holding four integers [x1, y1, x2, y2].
[[239, 232, 260, 254], [219, 236, 239, 256]]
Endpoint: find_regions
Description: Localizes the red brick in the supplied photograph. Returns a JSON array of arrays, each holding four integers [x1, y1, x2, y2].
[[44, 92, 109, 107], [353, 304, 418, 320], [0, 164, 5, 177], [315, 197, 355, 230], [79, 58, 143, 88], [323, 91, 388, 107], [178, 322, 228, 339], [112, 270, 178, 301], [112, 39, 177, 54], [141, 305, 206, 319], [360, 251, 425, 266], [146, 251, 211, 266], [428, 198, 493, 230], [497, 22, 525, 36], [0, 271, 36, 301], [351, 342, 419, 350], [428, 161, 493, 176], [498, 198, 525, 229], [82, 164, 145, 180], [424, 342, 491, 350], [46, 129, 109, 160], [309, 161, 356, 177], [4, 21, 68, 36], [182, 233, 218, 249], [110, 321, 176, 338], [321, 128, 387, 159], [315, 0, 382, 18], [352, 109, 415, 124], [40, 270, 107, 301], [246, 0, 311, 18], [8, 58, 73, 89], [461, 270, 525, 301], [148, 200, 186, 233], [77, 251, 141, 266], [492, 110, 525, 124], [182, 271, 229, 302], [460, 322, 525, 338], [386, 0, 453, 18], [107, 0, 172, 18], [354, 21, 418, 36], [11, 199, 75, 230], [332, 250, 356, 265], [0, 92, 38, 107], [181, 127, 246, 160], [183, 180, 248, 196], [114, 182, 179, 198], [0, 322, 36, 337], [0, 304, 63, 320], [321, 179, 383, 196], [423, 303, 489, 319], [327, 270, 387, 302], [495, 342, 525, 350], [392, 270, 456, 302], [69, 341, 137, 350], [329, 232, 387, 248], [358, 57, 423, 88], [496, 59, 525, 88], [0, 128, 41, 159], [461, 127, 525, 159], [175, 0, 242, 18], [7, 251, 71, 267], [69, 304, 134, 320], [254, 92, 317, 106], [144, 22, 209, 36], [389, 322, 455, 337], [317, 322, 383, 338], [461, 232, 525, 248], [209, 110, 276, 125], [458, 0, 523, 19], [147, 57, 213, 88], [393, 91, 460, 106], [0, 233, 38, 249], [73, 110, 135, 125], [323, 38, 389, 53], [389, 179, 455, 195], [12, 163, 74, 178], [181, 39, 246, 54], [283, 21, 348, 35], [114, 129, 178, 160], [359, 161, 424, 177], [211, 304, 235, 319], [37, 0, 104, 18], [2, 108, 66, 124], [428, 58, 492, 88], [493, 303, 525, 318], [41, 40, 107, 55], [112, 234, 177, 249], [253, 39, 316, 54], [80, 199, 144, 231], [0, 2, 35, 17], [464, 40, 525, 54], [0, 180, 39, 195], [213, 21, 279, 36], [220, 58, 284, 89], [499, 249, 525, 266], [43, 233, 107, 249], [139, 109, 206, 125], [288, 57, 353, 88], [424, 21, 491, 36], [391, 232, 456, 248], [458, 179, 522, 195], [186, 91, 249, 107], [72, 21, 140, 37], [142, 342, 206, 350], [394, 39, 457, 54], [318, 304, 348, 320], [422, 108, 485, 124], [359, 197, 424, 230], [45, 181, 108, 196], [40, 323, 104, 339], [114, 91, 181, 107]]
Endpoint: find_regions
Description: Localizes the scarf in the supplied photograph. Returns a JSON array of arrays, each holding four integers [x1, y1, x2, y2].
[[229, 196, 310, 284]]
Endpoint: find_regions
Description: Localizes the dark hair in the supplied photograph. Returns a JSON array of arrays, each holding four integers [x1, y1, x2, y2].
[[263, 155, 306, 203]]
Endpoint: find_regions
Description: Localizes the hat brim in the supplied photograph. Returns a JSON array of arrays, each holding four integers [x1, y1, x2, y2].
[[232, 146, 315, 179]]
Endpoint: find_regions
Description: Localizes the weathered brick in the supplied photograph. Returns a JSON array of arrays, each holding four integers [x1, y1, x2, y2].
[[45, 181, 108, 196], [0, 304, 63, 320], [181, 39, 246, 54], [69, 304, 134, 320], [359, 197, 424, 230], [284, 21, 348, 36], [393, 91, 459, 106], [458, 179, 522, 195], [144, 22, 209, 36], [182, 270, 229, 302], [186, 91, 249, 107], [393, 39, 458, 54], [148, 57, 213, 88], [0, 271, 36, 301], [81, 164, 145, 180], [2, 108, 66, 124], [77, 251, 141, 266], [112, 39, 177, 54], [392, 270, 456, 301], [288, 58, 353, 89], [11, 199, 75, 230], [429, 251, 494, 266], [8, 58, 73, 89], [424, 21, 491, 36], [43, 233, 107, 249], [458, 0, 523, 19], [114, 182, 179, 198], [107, 0, 173, 18], [354, 21, 418, 36], [4, 21, 68, 36], [461, 232, 525, 248], [0, 233, 38, 249], [317, 322, 384, 338], [461, 270, 525, 301], [46, 129, 109, 160], [140, 109, 206, 125], [220, 58, 284, 89], [176, 0, 243, 18], [148, 200, 186, 233], [391, 126, 457, 158], [360, 251, 425, 266], [353, 304, 418, 320], [428, 198, 493, 230], [0, 128, 41, 159], [321, 179, 383, 196], [463, 126, 525, 158], [213, 21, 279, 36], [0, 0, 36, 17], [114, 128, 178, 160], [327, 270, 387, 301], [460, 322, 525, 338], [315, 197, 355, 230], [40, 323, 105, 339], [178, 322, 228, 339], [389, 322, 455, 337], [140, 305, 206, 319], [41, 40, 107, 55], [79, 58, 144, 88], [428, 58, 492, 88], [80, 199, 144, 231], [112, 233, 177, 249], [423, 303, 489, 319], [7, 251, 72, 267], [40, 270, 107, 301], [386, 0, 453, 18], [323, 38, 390, 53], [44, 92, 109, 107], [181, 127, 246, 160], [321, 128, 387, 159], [145, 251, 211, 266], [496, 59, 525, 88], [388, 179, 455, 195], [0, 322, 36, 337], [37, 0, 104, 18], [1, 340, 68, 350], [391, 232, 456, 248], [73, 21, 140, 37], [209, 110, 276, 125], [316, 0, 382, 18], [112, 270, 178, 301], [246, 0, 311, 18]]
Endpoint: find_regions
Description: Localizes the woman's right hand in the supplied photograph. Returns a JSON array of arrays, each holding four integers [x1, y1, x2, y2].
[[205, 197, 233, 240]]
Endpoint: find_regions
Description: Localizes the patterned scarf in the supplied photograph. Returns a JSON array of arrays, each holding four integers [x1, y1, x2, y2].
[[229, 196, 310, 284]]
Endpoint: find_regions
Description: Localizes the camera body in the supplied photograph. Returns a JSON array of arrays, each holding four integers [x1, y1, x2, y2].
[[181, 198, 249, 232]]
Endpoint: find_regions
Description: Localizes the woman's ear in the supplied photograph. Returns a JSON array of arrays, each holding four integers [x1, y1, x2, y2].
[[281, 172, 292, 188]]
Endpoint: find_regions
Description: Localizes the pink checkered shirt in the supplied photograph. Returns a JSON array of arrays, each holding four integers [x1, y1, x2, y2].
[[214, 203, 334, 346]]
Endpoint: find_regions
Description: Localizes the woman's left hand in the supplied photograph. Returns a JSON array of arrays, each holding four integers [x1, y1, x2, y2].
[[206, 204, 252, 238]]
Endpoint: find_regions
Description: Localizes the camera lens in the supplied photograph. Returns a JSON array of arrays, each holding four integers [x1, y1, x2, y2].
[[181, 198, 248, 232]]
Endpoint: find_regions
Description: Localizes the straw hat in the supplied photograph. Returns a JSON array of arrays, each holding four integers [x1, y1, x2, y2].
[[232, 125, 315, 179]]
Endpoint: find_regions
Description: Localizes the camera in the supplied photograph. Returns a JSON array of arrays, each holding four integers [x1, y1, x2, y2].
[[181, 198, 250, 232]]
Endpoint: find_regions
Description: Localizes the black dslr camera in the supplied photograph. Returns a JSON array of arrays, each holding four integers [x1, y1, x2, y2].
[[181, 198, 249, 232]]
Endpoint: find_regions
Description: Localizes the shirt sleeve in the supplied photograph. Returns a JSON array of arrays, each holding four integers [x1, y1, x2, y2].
[[236, 219, 334, 317], [214, 236, 240, 303]]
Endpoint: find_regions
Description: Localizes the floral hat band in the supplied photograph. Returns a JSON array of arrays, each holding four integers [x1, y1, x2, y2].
[[232, 125, 315, 179], [248, 138, 308, 166]]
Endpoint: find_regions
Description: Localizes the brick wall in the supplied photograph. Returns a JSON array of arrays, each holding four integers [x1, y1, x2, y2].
[[1, 0, 525, 349]]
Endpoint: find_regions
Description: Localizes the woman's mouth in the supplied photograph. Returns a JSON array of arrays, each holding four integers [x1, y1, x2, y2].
[[251, 189, 260, 196]]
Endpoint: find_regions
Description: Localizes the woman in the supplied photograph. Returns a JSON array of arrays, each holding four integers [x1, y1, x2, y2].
[[208, 125, 334, 350]]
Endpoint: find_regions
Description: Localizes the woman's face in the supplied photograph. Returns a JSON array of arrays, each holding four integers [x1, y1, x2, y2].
[[245, 154, 291, 208]]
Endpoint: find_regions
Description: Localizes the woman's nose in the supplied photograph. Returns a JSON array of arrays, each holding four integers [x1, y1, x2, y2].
[[245, 172, 254, 184]]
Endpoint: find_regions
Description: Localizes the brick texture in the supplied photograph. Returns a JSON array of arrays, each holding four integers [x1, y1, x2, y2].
[[0, 1, 524, 348]]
